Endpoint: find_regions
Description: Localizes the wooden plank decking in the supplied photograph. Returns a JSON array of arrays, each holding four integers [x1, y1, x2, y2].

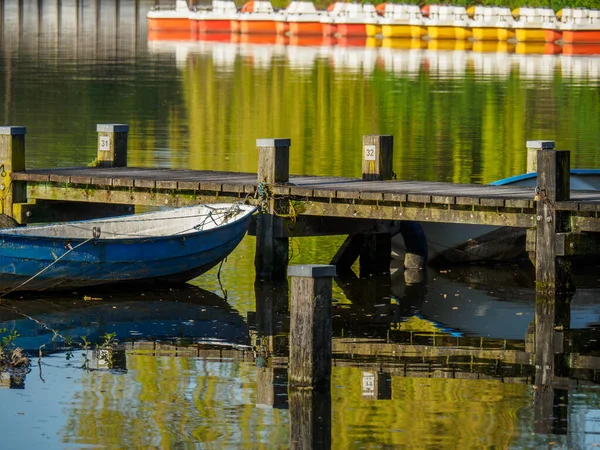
[[11, 167, 600, 231]]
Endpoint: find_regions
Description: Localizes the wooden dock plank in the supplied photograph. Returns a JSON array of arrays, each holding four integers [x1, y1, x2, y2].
[[10, 167, 600, 232]]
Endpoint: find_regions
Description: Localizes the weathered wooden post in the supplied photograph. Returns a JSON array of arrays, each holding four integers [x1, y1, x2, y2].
[[255, 138, 290, 281], [535, 148, 572, 294], [0, 126, 26, 221], [97, 124, 129, 167], [360, 135, 394, 276], [288, 264, 335, 389], [362, 135, 393, 181], [527, 140, 555, 173], [289, 388, 331, 450]]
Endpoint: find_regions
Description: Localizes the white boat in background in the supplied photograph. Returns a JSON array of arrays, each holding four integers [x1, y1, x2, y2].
[[274, 1, 326, 36], [512, 7, 560, 42], [190, 0, 239, 34], [469, 6, 515, 41], [392, 169, 600, 265], [426, 5, 471, 40], [379, 4, 426, 39], [147, 0, 193, 31], [556, 8, 600, 44], [236, 0, 278, 34]]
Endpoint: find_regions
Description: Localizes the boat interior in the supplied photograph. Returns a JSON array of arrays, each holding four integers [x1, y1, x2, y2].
[[0, 204, 254, 240]]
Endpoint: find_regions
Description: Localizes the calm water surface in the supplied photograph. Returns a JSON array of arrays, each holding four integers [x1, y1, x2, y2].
[[1, 1, 600, 448]]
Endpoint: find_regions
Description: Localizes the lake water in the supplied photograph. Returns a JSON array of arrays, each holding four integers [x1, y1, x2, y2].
[[1, 1, 600, 448]]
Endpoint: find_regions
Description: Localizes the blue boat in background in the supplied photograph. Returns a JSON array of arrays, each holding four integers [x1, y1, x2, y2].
[[0, 203, 256, 292], [392, 169, 600, 264]]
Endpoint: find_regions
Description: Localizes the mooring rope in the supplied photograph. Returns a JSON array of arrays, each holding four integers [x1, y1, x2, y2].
[[0, 236, 96, 299]]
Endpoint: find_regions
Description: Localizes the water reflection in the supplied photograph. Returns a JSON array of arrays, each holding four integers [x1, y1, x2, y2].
[[0, 285, 250, 352], [0, 267, 598, 447]]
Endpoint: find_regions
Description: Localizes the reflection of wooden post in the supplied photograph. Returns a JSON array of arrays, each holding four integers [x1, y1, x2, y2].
[[97, 124, 128, 167], [290, 388, 331, 450], [362, 135, 393, 181], [288, 264, 335, 389], [533, 294, 570, 436], [362, 371, 392, 400], [526, 140, 554, 173], [535, 149, 571, 294], [254, 280, 289, 356], [255, 138, 290, 281], [0, 126, 26, 220], [256, 366, 288, 409]]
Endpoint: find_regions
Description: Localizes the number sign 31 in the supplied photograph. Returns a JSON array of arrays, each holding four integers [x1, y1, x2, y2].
[[99, 136, 111, 151]]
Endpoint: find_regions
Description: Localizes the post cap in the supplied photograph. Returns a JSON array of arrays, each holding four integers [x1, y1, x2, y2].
[[256, 138, 291, 148], [526, 140, 555, 150], [0, 126, 26, 135], [97, 124, 129, 133], [288, 264, 337, 278]]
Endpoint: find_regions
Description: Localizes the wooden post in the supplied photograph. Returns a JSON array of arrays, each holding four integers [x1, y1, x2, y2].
[[255, 138, 290, 281], [358, 135, 394, 275], [257, 138, 290, 184], [0, 126, 26, 220], [535, 149, 572, 294], [289, 388, 331, 450], [397, 221, 428, 270], [362, 135, 393, 181], [359, 233, 391, 277], [97, 124, 128, 168], [526, 140, 555, 173], [288, 264, 335, 389]]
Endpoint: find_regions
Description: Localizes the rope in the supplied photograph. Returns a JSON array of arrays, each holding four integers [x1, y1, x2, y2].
[[52, 204, 245, 239], [535, 186, 556, 211], [254, 181, 298, 223], [0, 236, 95, 299]]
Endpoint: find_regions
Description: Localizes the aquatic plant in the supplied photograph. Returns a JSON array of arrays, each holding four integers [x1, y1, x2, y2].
[[0, 328, 30, 370]]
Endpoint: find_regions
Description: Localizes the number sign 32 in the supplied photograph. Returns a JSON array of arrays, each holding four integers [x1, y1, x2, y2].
[[364, 145, 376, 161]]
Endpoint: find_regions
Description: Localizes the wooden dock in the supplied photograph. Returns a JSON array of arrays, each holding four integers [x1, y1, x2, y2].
[[2, 125, 600, 291]]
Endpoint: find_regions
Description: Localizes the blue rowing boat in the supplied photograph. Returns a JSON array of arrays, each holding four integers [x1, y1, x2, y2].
[[0, 203, 256, 292]]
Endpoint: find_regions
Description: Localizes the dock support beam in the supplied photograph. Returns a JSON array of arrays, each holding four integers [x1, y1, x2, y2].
[[255, 138, 290, 281], [97, 124, 129, 167], [359, 233, 391, 277], [288, 264, 335, 389], [535, 149, 572, 294], [0, 126, 26, 221]]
